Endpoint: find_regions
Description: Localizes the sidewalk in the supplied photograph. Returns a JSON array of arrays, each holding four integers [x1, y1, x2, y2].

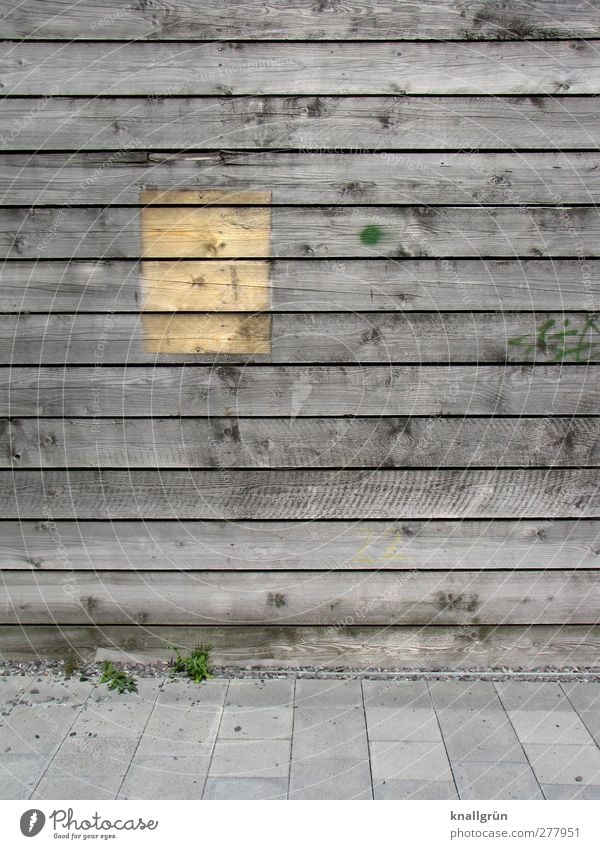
[[1, 675, 600, 800]]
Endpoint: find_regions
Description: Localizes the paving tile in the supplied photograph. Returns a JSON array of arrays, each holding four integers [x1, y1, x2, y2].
[[22, 677, 95, 706], [561, 682, 600, 713], [0, 705, 77, 757], [0, 754, 48, 799], [210, 739, 291, 778], [572, 710, 600, 746], [542, 783, 600, 800], [51, 735, 138, 777], [430, 681, 501, 712], [365, 707, 442, 742], [453, 761, 543, 800], [508, 709, 593, 746], [290, 757, 371, 799], [523, 743, 600, 786], [370, 740, 452, 782], [0, 676, 35, 711], [156, 679, 228, 707], [292, 706, 368, 759], [437, 708, 525, 763], [136, 703, 221, 756], [373, 779, 458, 800], [203, 777, 288, 800], [295, 679, 362, 708], [119, 756, 210, 799], [363, 680, 430, 709], [225, 680, 294, 708], [495, 682, 570, 712], [218, 706, 293, 740], [91, 677, 160, 705], [34, 771, 120, 799]]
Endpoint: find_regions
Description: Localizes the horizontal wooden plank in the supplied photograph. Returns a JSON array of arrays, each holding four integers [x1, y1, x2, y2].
[[3, 41, 599, 95], [2, 1, 597, 40], [4, 206, 600, 259], [2, 259, 598, 312], [3, 623, 599, 669], [2, 469, 598, 519], [3, 417, 598, 469], [2, 97, 598, 151], [2, 365, 598, 416], [1, 569, 598, 625], [3, 313, 599, 364], [4, 152, 600, 206], [3, 519, 598, 571]]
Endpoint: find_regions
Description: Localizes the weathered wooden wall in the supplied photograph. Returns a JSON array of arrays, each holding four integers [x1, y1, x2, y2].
[[0, 0, 599, 668]]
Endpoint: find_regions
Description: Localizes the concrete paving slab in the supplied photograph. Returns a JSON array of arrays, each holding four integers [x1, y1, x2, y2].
[[218, 706, 293, 740], [290, 757, 371, 800], [72, 698, 155, 738], [23, 677, 96, 706], [292, 706, 368, 759], [0, 705, 77, 757], [437, 708, 525, 763], [34, 771, 121, 799], [430, 681, 501, 712], [155, 679, 228, 707], [561, 682, 600, 713], [0, 676, 35, 711], [0, 754, 48, 799], [365, 707, 442, 742], [295, 679, 362, 708], [203, 777, 288, 800], [363, 680, 430, 709], [453, 760, 543, 800], [542, 783, 600, 800], [370, 740, 453, 782], [209, 738, 291, 778], [523, 743, 600, 785], [508, 709, 594, 746], [225, 680, 294, 708], [119, 755, 210, 799], [373, 779, 458, 800], [135, 703, 221, 756], [495, 682, 571, 712], [50, 735, 139, 777]]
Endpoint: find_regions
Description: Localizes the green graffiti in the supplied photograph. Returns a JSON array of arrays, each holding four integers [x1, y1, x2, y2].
[[508, 315, 600, 362], [360, 224, 384, 246]]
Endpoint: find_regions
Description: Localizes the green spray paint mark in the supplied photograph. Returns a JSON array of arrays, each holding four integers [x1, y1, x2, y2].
[[360, 225, 384, 246], [508, 315, 600, 362]]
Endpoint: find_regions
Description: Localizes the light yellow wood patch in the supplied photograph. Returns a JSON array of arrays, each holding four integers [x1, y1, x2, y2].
[[142, 313, 272, 355], [141, 260, 271, 311], [140, 190, 272, 354]]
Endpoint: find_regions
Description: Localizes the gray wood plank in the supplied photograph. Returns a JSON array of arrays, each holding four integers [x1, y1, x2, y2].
[[1, 1, 597, 40], [2, 623, 599, 668], [3, 152, 600, 206], [3, 312, 598, 364], [3, 41, 599, 95], [1, 569, 598, 625], [2, 469, 598, 519], [4, 519, 598, 571], [2, 97, 598, 151], [2, 365, 597, 416], [3, 259, 598, 312], [4, 206, 600, 259], [3, 417, 598, 468]]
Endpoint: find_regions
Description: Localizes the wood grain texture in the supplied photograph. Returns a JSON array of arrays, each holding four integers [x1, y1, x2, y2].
[[3, 417, 598, 469], [2, 569, 598, 625], [4, 519, 598, 571], [2, 259, 598, 312], [3, 313, 600, 364], [2, 469, 598, 519], [4, 206, 600, 259], [3, 365, 597, 416], [3, 152, 600, 206], [1, 1, 597, 40], [2, 97, 598, 151], [2, 624, 599, 668], [3, 41, 600, 95]]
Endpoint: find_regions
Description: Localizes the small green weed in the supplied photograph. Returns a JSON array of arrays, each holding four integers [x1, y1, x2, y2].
[[99, 661, 138, 694], [170, 644, 213, 684], [63, 655, 78, 679]]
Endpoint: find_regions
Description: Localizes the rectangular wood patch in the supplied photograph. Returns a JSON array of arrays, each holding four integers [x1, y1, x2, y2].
[[140, 190, 272, 354]]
